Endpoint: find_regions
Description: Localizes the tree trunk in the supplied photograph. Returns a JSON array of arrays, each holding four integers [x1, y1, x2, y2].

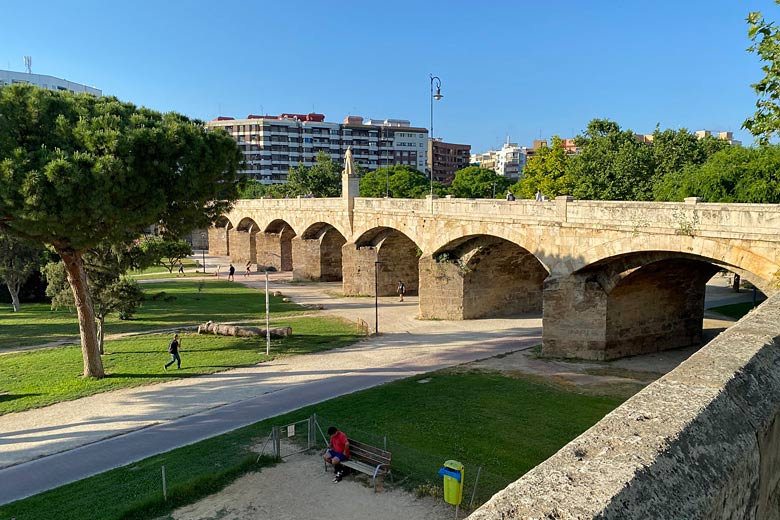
[[97, 315, 105, 355], [59, 249, 105, 378], [6, 282, 20, 312]]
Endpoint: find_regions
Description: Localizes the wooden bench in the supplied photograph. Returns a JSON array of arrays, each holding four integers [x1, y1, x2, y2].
[[326, 439, 392, 492]]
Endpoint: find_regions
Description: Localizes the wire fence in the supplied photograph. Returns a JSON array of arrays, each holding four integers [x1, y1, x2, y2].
[[313, 413, 518, 510]]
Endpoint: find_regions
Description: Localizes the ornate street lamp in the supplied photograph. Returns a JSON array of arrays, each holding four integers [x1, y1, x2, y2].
[[429, 74, 443, 196]]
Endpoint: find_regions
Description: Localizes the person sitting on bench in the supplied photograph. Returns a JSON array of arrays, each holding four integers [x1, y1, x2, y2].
[[324, 426, 350, 483]]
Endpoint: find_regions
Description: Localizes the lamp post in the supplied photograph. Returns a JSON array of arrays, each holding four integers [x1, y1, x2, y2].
[[374, 260, 383, 334], [200, 232, 207, 273], [429, 74, 443, 196]]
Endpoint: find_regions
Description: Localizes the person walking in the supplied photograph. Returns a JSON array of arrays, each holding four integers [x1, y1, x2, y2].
[[245, 261, 252, 277], [228, 263, 235, 281], [323, 426, 350, 482], [535, 189, 543, 202], [164, 333, 182, 371], [506, 190, 516, 201], [397, 280, 406, 302], [177, 261, 184, 276]]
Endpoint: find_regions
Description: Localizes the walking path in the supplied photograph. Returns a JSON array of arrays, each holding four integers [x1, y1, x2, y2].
[[0, 266, 541, 505]]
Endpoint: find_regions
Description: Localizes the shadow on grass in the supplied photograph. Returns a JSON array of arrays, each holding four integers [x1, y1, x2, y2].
[[0, 393, 40, 403]]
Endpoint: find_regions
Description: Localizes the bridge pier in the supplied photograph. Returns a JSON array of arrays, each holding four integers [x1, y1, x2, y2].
[[256, 226, 295, 271], [292, 228, 346, 282], [342, 237, 419, 296], [419, 246, 545, 320], [543, 260, 719, 360], [228, 228, 257, 265], [208, 223, 230, 256]]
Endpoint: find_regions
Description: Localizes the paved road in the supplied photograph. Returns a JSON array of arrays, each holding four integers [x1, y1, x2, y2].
[[0, 270, 542, 505]]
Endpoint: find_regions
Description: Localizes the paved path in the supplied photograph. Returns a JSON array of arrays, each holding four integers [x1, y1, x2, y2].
[[0, 270, 541, 505]]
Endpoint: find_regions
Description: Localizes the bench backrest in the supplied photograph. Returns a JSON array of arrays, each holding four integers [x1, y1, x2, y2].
[[349, 439, 391, 467]]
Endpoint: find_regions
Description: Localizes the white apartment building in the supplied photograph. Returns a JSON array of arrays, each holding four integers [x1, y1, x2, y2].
[[206, 113, 428, 183], [470, 139, 528, 181], [0, 69, 101, 96]]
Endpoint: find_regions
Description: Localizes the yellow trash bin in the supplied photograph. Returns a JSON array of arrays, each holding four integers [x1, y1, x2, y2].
[[438, 459, 464, 505]]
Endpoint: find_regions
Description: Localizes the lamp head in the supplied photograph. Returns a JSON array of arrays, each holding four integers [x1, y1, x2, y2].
[[433, 87, 443, 101]]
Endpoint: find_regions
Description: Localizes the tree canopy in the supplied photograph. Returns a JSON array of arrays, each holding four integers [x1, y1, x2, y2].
[[359, 165, 431, 198], [0, 232, 42, 312], [284, 151, 341, 197], [745, 5, 780, 143], [451, 166, 511, 199], [568, 119, 655, 201], [653, 145, 780, 203], [511, 136, 572, 199], [0, 84, 243, 377]]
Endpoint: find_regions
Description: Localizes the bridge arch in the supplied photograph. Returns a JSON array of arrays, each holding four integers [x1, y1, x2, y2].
[[292, 222, 347, 282], [543, 247, 773, 360], [228, 217, 260, 264], [256, 219, 297, 272], [419, 234, 549, 319], [567, 235, 779, 294], [342, 227, 421, 296]]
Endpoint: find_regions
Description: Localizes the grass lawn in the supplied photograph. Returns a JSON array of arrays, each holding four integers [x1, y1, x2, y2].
[[0, 315, 361, 414], [0, 368, 624, 520], [0, 280, 304, 350], [708, 300, 766, 320]]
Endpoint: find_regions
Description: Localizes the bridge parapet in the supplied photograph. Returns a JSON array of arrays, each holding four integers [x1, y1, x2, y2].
[[564, 200, 780, 237]]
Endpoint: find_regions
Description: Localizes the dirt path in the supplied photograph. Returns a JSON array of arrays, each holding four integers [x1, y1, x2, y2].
[[169, 450, 451, 520]]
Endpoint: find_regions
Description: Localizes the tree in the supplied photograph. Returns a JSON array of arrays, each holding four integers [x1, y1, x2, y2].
[[0, 84, 243, 377], [285, 151, 341, 197], [450, 166, 511, 199], [569, 119, 655, 201], [653, 145, 780, 202], [745, 5, 780, 143], [0, 232, 42, 311], [511, 136, 573, 199], [359, 165, 431, 198], [44, 242, 146, 354], [140, 236, 193, 274]]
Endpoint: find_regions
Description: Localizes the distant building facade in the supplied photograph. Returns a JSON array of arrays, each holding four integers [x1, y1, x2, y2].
[[634, 130, 742, 147], [470, 139, 528, 181], [0, 69, 101, 96], [428, 139, 471, 185], [205, 114, 428, 184]]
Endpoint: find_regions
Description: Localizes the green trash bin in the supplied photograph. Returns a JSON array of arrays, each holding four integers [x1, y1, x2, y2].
[[438, 459, 464, 505]]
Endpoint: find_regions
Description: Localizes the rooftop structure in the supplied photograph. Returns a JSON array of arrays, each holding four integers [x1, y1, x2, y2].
[[0, 69, 101, 96]]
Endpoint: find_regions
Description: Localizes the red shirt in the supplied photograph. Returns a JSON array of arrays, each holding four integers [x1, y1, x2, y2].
[[331, 431, 349, 456]]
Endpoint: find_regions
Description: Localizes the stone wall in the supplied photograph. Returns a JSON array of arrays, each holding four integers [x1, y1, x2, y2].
[[469, 294, 780, 519], [208, 226, 229, 256], [342, 245, 379, 296], [229, 230, 255, 264]]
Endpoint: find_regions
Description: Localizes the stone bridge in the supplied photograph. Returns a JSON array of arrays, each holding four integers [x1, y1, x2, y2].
[[211, 193, 780, 360]]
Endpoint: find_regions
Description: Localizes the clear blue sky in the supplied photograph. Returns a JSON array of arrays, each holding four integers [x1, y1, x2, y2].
[[1, 0, 774, 152]]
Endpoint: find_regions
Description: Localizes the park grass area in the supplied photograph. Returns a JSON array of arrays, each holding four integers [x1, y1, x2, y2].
[[0, 316, 360, 414], [0, 280, 304, 350], [708, 300, 765, 320], [130, 257, 201, 276], [0, 369, 624, 520]]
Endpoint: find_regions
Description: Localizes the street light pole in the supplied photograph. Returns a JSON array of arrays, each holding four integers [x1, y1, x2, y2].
[[429, 74, 443, 196], [200, 232, 207, 273], [374, 260, 383, 334]]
